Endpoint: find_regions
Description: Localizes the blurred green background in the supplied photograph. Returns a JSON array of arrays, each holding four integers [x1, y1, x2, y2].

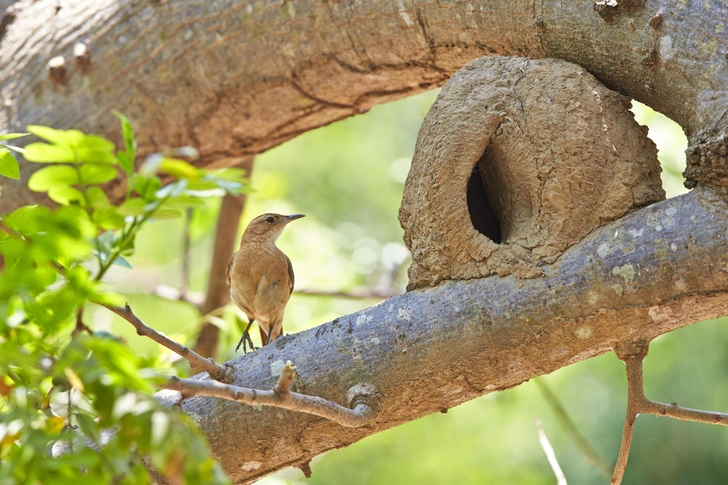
[[91, 91, 727, 485]]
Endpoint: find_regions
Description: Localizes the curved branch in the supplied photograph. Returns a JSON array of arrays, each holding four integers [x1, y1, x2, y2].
[[104, 304, 229, 382], [153, 187, 728, 483], [611, 340, 728, 484], [162, 361, 381, 428], [2, 0, 728, 210]]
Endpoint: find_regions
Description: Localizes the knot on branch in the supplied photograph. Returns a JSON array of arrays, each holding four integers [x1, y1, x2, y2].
[[684, 133, 728, 192], [347, 382, 383, 415], [593, 0, 645, 23], [399, 56, 664, 290], [613, 339, 650, 361]]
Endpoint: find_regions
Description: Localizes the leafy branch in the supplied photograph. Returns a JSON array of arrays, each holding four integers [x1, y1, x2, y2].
[[0, 114, 252, 484]]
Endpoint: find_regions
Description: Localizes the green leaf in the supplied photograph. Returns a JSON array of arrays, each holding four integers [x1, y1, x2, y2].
[[76, 135, 117, 164], [79, 163, 117, 185], [117, 151, 134, 175], [28, 165, 78, 191], [0, 132, 29, 141], [27, 125, 84, 146], [75, 412, 101, 445], [23, 142, 75, 163], [86, 186, 110, 209], [113, 112, 136, 169], [87, 290, 126, 308], [47, 185, 84, 205], [164, 194, 204, 209], [112, 255, 132, 269], [28, 164, 117, 192], [93, 207, 125, 230], [131, 174, 162, 201], [0, 150, 20, 179], [118, 198, 146, 216], [151, 209, 182, 220], [159, 157, 200, 180]]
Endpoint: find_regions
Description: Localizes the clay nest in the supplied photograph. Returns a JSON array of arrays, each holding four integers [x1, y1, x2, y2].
[[399, 56, 665, 290]]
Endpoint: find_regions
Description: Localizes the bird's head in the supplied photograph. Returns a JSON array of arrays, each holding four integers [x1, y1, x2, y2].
[[241, 213, 305, 244]]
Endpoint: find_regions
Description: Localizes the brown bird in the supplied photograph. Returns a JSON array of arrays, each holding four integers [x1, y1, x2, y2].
[[226, 213, 304, 353]]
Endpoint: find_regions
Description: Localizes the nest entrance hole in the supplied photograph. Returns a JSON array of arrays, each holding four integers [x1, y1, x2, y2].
[[466, 145, 502, 244]]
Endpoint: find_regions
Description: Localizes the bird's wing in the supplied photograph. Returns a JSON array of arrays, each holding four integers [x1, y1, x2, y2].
[[225, 253, 235, 288], [285, 254, 294, 296]]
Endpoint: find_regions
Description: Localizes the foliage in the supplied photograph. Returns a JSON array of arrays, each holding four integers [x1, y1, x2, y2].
[[0, 117, 249, 484]]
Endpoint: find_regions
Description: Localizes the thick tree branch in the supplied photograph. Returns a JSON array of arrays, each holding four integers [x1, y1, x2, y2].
[[611, 340, 728, 484], [151, 187, 728, 482], [104, 304, 229, 382], [3, 1, 728, 210], [161, 361, 381, 428]]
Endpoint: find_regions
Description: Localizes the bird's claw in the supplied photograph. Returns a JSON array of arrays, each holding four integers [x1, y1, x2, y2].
[[235, 330, 256, 353]]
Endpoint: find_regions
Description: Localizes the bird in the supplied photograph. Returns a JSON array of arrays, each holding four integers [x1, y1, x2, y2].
[[226, 213, 304, 353]]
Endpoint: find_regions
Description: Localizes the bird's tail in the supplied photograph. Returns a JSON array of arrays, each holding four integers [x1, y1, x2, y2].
[[260, 321, 284, 346]]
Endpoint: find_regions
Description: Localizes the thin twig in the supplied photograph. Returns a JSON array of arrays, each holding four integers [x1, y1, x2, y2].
[[103, 303, 228, 381], [611, 341, 728, 484], [72, 306, 92, 337], [611, 343, 646, 485], [535, 379, 611, 477], [152, 284, 403, 306], [535, 418, 567, 485], [161, 361, 380, 428]]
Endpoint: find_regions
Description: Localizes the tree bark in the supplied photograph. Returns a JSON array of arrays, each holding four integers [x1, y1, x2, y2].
[[4, 1, 728, 481], [2, 0, 727, 211], [157, 187, 728, 483]]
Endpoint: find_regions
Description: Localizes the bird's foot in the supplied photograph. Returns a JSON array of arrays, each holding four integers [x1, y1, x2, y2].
[[235, 330, 256, 353]]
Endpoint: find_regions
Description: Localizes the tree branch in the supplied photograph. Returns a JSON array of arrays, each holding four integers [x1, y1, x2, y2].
[[611, 340, 728, 484], [152, 187, 728, 483], [3, 0, 728, 210], [152, 284, 403, 306], [161, 361, 381, 428], [103, 304, 229, 382]]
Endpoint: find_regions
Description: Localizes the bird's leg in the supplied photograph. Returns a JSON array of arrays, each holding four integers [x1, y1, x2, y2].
[[235, 319, 256, 353], [265, 328, 273, 346]]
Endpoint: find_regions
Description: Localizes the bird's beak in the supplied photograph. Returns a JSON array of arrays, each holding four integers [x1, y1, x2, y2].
[[285, 214, 305, 223]]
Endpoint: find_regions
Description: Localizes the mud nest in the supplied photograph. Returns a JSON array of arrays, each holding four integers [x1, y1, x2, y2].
[[399, 56, 665, 290]]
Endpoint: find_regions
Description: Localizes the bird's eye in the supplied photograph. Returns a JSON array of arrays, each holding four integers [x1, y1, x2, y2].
[[265, 216, 275, 224]]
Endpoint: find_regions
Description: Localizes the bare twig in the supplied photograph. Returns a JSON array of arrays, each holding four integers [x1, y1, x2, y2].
[[535, 418, 567, 485], [162, 361, 380, 428], [72, 306, 92, 338], [535, 379, 611, 477], [103, 303, 229, 382], [611, 341, 728, 484], [153, 284, 402, 305]]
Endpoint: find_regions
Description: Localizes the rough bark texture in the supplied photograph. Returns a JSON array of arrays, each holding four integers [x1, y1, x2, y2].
[[2, 0, 728, 481], [400, 56, 665, 289], [2, 0, 728, 211], [158, 187, 728, 483]]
